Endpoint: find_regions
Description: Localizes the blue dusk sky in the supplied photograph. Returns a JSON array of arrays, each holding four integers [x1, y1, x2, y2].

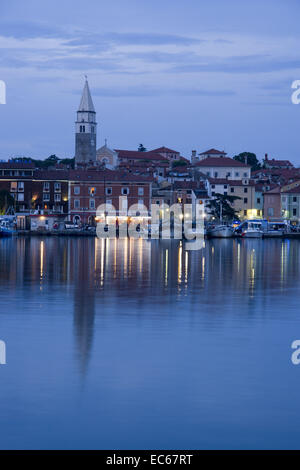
[[0, 0, 300, 162]]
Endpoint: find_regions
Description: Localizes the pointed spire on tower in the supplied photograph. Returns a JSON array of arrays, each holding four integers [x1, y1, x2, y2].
[[78, 78, 95, 112]]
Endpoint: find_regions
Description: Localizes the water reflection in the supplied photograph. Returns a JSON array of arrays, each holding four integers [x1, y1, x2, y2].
[[0, 237, 300, 374]]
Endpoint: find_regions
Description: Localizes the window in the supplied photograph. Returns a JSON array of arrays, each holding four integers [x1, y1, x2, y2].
[[54, 182, 61, 192], [106, 199, 112, 206], [17, 193, 24, 202], [293, 208, 297, 216], [74, 186, 80, 195], [10, 182, 17, 192], [138, 187, 144, 196], [244, 198, 248, 204], [89, 187, 96, 196], [230, 187, 234, 193], [257, 210, 261, 216], [91, 126, 95, 134], [138, 199, 144, 206], [74, 199, 80, 209], [80, 125, 85, 133], [244, 188, 248, 193], [235, 172, 239, 177], [224, 185, 228, 189], [43, 193, 50, 201], [257, 198, 261, 204], [224, 191, 227, 196], [244, 210, 247, 216], [156, 200, 160, 205], [54, 194, 61, 202], [106, 187, 112, 195], [243, 172, 248, 177], [226, 172, 231, 177], [206, 172, 210, 177], [268, 207, 274, 217], [122, 187, 129, 195], [211, 185, 215, 189], [18, 182, 24, 192], [293, 196, 297, 203], [43, 182, 50, 192], [214, 172, 218, 178], [90, 199, 95, 209]]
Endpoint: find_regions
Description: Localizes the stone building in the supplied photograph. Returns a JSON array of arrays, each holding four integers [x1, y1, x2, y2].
[[75, 79, 97, 166]]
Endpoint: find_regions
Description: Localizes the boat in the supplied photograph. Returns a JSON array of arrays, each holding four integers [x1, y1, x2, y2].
[[264, 221, 288, 238], [241, 221, 264, 238], [0, 219, 16, 237], [206, 224, 234, 238], [206, 199, 233, 238]]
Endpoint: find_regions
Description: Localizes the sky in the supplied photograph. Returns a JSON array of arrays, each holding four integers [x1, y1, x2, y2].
[[0, 0, 300, 163]]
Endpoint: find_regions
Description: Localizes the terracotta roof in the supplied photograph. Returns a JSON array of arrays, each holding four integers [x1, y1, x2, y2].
[[210, 178, 255, 186], [281, 185, 300, 194], [115, 149, 169, 162], [195, 157, 249, 168], [266, 159, 293, 167], [173, 181, 199, 190], [68, 169, 153, 183], [263, 185, 281, 194], [151, 146, 179, 154], [199, 148, 227, 156]]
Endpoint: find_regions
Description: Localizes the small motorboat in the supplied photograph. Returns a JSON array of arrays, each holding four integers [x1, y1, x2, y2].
[[206, 225, 234, 238], [241, 221, 263, 238], [0, 218, 17, 237]]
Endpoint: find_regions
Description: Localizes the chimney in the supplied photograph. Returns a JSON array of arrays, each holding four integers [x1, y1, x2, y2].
[[265, 153, 268, 161]]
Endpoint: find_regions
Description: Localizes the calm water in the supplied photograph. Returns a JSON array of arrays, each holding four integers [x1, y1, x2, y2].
[[0, 236, 299, 449]]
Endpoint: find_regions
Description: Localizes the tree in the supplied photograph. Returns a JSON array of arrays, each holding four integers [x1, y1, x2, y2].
[[0, 190, 15, 215], [233, 152, 261, 171], [206, 193, 241, 222], [138, 144, 147, 152], [172, 160, 187, 168]]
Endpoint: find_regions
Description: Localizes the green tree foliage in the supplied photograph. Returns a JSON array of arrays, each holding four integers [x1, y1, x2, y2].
[[138, 144, 147, 152], [233, 152, 261, 171], [11, 155, 75, 169], [0, 190, 15, 214], [172, 160, 187, 168], [206, 193, 241, 222]]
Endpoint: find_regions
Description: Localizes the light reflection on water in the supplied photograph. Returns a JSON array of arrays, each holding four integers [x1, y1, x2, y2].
[[0, 237, 300, 449]]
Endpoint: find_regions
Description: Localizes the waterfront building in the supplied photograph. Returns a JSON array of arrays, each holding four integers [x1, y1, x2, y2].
[[281, 185, 300, 223], [263, 185, 282, 220], [68, 170, 153, 225], [207, 177, 256, 220]]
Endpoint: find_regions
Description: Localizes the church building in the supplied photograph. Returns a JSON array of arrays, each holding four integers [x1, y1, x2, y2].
[[75, 79, 97, 166]]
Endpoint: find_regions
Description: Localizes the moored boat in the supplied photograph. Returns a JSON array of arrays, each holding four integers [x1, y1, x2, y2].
[[241, 221, 264, 238], [206, 225, 234, 238]]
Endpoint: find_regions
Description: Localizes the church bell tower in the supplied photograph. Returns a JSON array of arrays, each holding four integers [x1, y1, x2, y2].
[[75, 78, 97, 165]]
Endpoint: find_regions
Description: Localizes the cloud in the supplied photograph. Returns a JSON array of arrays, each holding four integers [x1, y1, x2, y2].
[[170, 55, 300, 74], [89, 86, 236, 98], [68, 31, 204, 48], [0, 21, 67, 39]]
